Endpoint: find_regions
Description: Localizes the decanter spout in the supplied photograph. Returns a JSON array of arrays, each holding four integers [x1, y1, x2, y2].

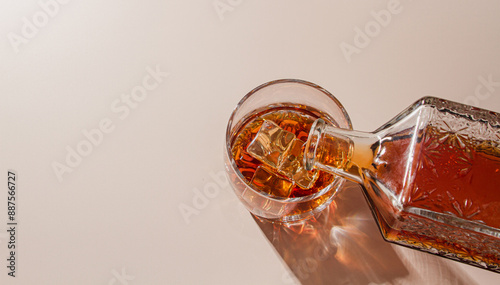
[[304, 118, 379, 184]]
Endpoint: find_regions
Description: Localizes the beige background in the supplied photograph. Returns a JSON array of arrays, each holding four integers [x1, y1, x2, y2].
[[1, 0, 500, 284]]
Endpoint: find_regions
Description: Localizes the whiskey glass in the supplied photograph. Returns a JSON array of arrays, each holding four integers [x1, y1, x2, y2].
[[224, 79, 352, 223]]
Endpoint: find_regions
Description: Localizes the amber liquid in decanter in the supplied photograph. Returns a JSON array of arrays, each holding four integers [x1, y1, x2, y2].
[[366, 125, 499, 266]]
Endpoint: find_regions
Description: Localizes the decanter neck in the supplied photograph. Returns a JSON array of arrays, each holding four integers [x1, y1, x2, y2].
[[304, 119, 379, 183]]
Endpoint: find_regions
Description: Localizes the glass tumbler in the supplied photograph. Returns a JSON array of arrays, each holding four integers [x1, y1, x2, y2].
[[224, 79, 352, 223]]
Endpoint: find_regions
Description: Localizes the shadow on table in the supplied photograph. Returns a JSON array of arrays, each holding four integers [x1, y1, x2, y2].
[[254, 182, 478, 285]]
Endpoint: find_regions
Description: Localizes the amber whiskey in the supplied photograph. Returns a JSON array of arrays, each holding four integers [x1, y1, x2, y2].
[[376, 124, 500, 269], [230, 106, 338, 217]]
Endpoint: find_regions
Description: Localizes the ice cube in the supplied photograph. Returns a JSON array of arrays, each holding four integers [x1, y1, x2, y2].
[[278, 112, 315, 142], [277, 138, 303, 176], [246, 120, 296, 169], [278, 139, 318, 189], [292, 167, 319, 190], [250, 165, 294, 197]]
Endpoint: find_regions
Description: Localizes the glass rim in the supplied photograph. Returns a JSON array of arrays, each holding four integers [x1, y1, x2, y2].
[[225, 78, 352, 202]]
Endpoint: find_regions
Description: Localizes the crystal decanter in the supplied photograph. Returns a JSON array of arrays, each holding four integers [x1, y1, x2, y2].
[[304, 97, 500, 272]]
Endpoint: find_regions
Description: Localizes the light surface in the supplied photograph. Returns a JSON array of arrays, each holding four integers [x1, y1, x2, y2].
[[0, 1, 499, 284]]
